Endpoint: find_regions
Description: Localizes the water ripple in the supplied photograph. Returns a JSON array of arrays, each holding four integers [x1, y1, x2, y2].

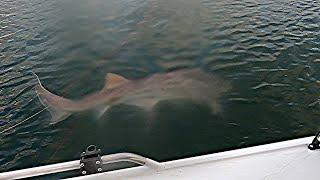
[[0, 0, 320, 173], [252, 82, 291, 90]]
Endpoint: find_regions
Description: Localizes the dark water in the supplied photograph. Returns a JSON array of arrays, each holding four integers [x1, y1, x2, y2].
[[1, 0, 320, 173]]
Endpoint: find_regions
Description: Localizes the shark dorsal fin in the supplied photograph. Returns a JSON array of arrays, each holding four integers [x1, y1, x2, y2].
[[104, 73, 129, 90]]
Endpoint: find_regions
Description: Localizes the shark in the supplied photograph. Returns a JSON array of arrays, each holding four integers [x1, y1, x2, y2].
[[34, 69, 231, 124]]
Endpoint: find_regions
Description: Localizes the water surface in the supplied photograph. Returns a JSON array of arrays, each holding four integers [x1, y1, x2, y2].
[[1, 0, 320, 173]]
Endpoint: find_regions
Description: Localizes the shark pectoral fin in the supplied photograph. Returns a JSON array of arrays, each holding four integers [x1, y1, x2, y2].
[[103, 73, 130, 90], [95, 106, 110, 119], [124, 98, 159, 111]]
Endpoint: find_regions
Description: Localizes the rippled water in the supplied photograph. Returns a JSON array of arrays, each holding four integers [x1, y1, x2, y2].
[[1, 0, 320, 174]]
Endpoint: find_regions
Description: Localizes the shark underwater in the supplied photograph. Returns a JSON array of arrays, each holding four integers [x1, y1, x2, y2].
[[34, 69, 231, 124]]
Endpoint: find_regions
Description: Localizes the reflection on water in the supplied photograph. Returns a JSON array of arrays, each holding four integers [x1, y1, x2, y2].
[[1, 0, 320, 172]]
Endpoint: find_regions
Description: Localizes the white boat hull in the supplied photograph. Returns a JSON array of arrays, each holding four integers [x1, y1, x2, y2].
[[1, 136, 318, 180], [68, 137, 318, 180]]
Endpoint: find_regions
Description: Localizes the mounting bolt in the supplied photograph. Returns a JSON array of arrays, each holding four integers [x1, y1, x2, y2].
[[98, 168, 102, 172], [96, 161, 100, 165], [80, 163, 84, 167], [82, 171, 87, 175]]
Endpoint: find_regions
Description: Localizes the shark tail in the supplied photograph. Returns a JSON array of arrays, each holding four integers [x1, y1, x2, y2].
[[32, 73, 74, 124]]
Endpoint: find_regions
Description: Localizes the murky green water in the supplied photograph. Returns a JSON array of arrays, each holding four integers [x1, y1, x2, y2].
[[1, 0, 320, 174]]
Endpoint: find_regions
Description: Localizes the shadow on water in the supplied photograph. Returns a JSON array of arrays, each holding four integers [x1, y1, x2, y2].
[[37, 99, 231, 164], [41, 97, 312, 169]]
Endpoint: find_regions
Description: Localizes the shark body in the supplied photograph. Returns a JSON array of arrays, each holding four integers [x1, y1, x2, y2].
[[35, 69, 231, 124]]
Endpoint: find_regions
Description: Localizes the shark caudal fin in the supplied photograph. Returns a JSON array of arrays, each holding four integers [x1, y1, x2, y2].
[[32, 72, 74, 124]]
